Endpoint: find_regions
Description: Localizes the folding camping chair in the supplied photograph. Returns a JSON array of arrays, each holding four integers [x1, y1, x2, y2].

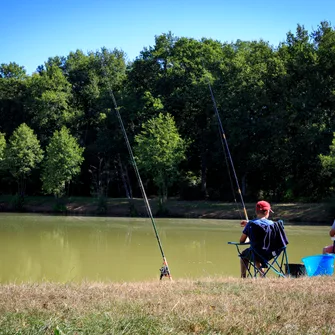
[[228, 220, 289, 278]]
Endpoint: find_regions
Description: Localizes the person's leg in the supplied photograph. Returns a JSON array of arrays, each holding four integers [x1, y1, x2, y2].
[[254, 260, 265, 276], [240, 248, 252, 278]]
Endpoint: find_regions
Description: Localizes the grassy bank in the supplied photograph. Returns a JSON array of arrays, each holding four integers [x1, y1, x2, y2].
[[0, 195, 335, 223], [0, 277, 334, 334]]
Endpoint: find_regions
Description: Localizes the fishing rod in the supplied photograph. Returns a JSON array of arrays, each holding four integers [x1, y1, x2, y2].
[[110, 92, 172, 281], [207, 81, 249, 222], [217, 123, 244, 221]]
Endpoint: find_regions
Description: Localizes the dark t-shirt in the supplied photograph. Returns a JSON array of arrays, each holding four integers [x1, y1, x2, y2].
[[243, 218, 288, 258], [243, 218, 274, 251]]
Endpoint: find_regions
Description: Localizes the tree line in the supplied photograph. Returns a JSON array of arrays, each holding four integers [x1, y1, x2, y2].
[[1, 21, 335, 207]]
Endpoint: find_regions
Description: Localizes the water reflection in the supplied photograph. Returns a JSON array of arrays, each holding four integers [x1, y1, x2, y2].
[[0, 214, 332, 282]]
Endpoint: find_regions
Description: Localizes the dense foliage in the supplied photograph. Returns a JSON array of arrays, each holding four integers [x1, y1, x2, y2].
[[134, 112, 188, 204], [1, 22, 335, 203], [41, 126, 84, 198], [2, 123, 43, 207]]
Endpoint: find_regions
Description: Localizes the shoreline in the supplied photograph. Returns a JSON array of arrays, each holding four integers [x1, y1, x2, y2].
[[0, 196, 334, 224]]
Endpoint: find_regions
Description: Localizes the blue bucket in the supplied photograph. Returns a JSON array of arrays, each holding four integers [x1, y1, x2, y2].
[[302, 254, 335, 277]]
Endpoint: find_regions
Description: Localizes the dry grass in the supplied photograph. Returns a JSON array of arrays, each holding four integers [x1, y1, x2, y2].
[[1, 276, 335, 334]]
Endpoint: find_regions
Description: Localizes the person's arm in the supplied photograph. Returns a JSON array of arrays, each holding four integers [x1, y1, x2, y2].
[[240, 233, 248, 243], [329, 229, 335, 237], [240, 221, 250, 243]]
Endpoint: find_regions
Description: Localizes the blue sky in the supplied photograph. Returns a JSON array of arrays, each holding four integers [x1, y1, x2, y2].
[[1, 0, 334, 75]]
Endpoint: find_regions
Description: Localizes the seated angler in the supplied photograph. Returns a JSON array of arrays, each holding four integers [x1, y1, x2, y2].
[[322, 219, 335, 254], [239, 200, 276, 278]]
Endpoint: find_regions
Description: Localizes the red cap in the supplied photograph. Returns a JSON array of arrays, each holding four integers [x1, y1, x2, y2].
[[256, 200, 274, 213]]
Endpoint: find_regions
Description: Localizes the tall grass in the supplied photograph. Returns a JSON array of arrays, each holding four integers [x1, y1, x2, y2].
[[0, 277, 334, 334]]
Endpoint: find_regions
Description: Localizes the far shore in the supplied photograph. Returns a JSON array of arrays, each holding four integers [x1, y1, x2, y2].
[[0, 195, 334, 224]]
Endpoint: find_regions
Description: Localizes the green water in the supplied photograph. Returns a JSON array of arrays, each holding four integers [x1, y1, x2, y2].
[[0, 214, 332, 283]]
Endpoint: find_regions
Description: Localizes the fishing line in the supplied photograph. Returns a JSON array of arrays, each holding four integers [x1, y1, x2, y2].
[[207, 81, 249, 222], [110, 92, 172, 281]]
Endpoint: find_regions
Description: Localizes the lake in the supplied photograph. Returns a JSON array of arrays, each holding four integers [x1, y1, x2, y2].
[[0, 213, 332, 283]]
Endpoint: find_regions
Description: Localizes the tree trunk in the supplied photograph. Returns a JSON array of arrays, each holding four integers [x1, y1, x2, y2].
[[200, 151, 209, 199], [118, 154, 132, 199]]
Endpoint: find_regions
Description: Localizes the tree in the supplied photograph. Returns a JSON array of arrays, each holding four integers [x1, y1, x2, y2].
[[134, 113, 188, 205], [127, 34, 226, 198], [0, 63, 28, 136], [63, 48, 127, 196], [272, 23, 332, 200], [65, 48, 127, 138], [3, 123, 43, 205], [0, 62, 27, 79], [41, 126, 84, 198], [0, 132, 5, 161], [26, 64, 79, 145]]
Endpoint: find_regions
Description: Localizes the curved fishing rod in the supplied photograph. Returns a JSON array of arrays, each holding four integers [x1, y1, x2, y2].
[[207, 81, 249, 222], [110, 92, 172, 281]]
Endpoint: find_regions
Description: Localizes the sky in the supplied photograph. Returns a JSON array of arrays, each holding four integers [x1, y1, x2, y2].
[[1, 0, 334, 75]]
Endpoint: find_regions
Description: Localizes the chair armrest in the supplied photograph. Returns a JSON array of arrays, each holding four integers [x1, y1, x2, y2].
[[228, 241, 251, 246]]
